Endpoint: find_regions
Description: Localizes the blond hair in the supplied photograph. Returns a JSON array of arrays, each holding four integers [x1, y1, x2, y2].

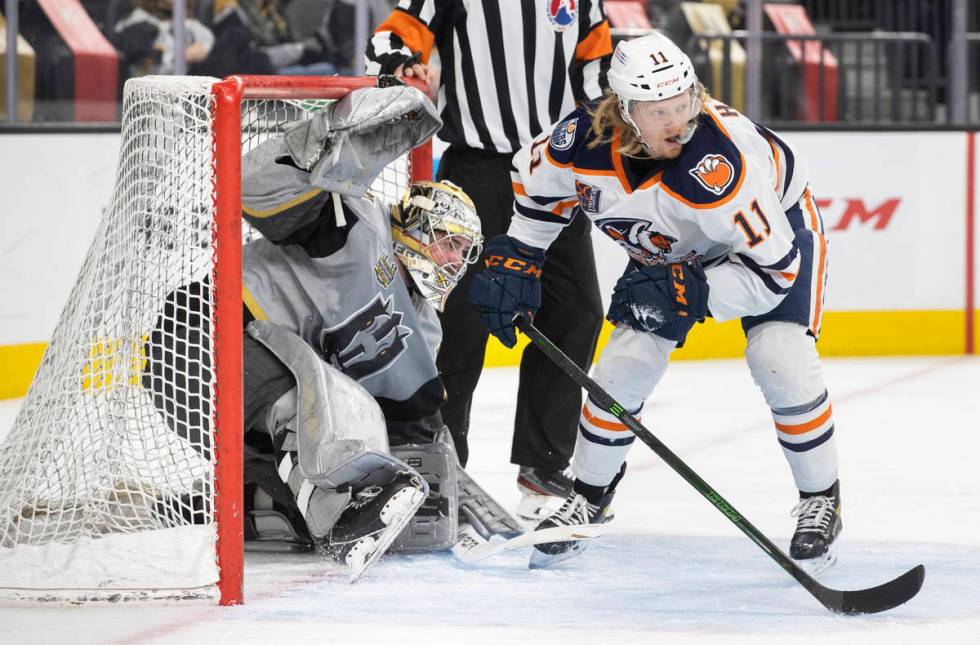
[[587, 84, 711, 158]]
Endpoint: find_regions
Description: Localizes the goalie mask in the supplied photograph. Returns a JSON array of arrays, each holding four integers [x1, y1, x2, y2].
[[390, 181, 484, 311], [608, 32, 704, 152]]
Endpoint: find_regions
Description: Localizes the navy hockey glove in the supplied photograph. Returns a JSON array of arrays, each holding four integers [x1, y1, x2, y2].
[[607, 260, 709, 342], [467, 234, 545, 348]]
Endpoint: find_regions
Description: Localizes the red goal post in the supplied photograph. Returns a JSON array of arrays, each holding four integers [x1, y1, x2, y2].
[[212, 76, 433, 605], [0, 75, 433, 607]]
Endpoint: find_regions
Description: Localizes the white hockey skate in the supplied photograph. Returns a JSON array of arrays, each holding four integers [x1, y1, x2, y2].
[[528, 490, 613, 569], [327, 472, 427, 582]]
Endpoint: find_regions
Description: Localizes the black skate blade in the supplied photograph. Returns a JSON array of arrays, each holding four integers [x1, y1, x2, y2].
[[814, 564, 925, 615]]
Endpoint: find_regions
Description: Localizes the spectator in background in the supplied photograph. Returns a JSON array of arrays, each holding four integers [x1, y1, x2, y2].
[[283, 0, 395, 76], [209, 0, 337, 75], [112, 0, 215, 77], [645, 0, 689, 48], [110, 0, 337, 79]]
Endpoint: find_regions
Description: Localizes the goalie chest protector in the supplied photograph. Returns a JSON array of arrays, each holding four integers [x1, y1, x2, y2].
[[242, 196, 445, 422]]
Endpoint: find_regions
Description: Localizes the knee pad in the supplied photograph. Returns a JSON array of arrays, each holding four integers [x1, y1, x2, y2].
[[592, 325, 674, 410], [744, 321, 824, 409]]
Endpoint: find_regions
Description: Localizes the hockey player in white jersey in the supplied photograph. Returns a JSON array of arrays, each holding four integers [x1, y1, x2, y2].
[[467, 32, 842, 572]]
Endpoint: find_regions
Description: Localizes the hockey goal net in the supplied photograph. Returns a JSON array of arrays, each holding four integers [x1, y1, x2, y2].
[[0, 75, 432, 605]]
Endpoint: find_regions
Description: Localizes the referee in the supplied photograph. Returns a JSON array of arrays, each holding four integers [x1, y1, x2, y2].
[[366, 0, 611, 518]]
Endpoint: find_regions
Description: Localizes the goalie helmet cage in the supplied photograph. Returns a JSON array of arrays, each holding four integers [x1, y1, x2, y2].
[[0, 75, 433, 606]]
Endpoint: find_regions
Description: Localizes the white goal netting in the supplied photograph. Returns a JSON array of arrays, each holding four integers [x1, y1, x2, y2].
[[0, 76, 419, 602]]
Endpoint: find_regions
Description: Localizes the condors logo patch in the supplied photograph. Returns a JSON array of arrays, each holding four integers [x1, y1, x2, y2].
[[689, 154, 735, 195], [598, 218, 678, 265]]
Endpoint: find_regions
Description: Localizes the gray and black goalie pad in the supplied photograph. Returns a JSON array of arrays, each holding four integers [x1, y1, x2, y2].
[[243, 477, 314, 553], [390, 438, 459, 552], [457, 467, 523, 540], [246, 320, 417, 493], [390, 428, 523, 552]]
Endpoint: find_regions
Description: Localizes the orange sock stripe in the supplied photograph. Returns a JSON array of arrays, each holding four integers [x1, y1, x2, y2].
[[774, 403, 833, 435], [582, 404, 636, 432]]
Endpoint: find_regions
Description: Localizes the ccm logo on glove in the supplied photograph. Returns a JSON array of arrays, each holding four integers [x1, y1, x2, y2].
[[485, 255, 543, 278], [671, 264, 689, 313], [607, 259, 709, 343], [468, 235, 546, 348]]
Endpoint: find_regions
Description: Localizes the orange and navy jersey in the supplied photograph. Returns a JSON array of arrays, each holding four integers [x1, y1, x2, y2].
[[365, 0, 612, 154], [508, 99, 814, 322]]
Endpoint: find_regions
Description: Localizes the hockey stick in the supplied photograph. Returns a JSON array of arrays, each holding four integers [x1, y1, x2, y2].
[[452, 523, 606, 563], [514, 316, 925, 615]]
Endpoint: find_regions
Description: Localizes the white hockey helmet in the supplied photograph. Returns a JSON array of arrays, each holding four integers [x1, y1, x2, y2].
[[608, 32, 703, 146], [390, 180, 484, 312]]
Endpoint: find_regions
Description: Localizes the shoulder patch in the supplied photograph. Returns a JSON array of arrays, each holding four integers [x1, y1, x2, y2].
[[688, 154, 735, 195], [550, 117, 578, 151], [575, 180, 602, 213], [374, 249, 397, 288], [544, 106, 597, 167], [660, 114, 745, 208]]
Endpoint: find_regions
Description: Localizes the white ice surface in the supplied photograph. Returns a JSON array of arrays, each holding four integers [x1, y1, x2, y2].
[[1, 356, 979, 644]]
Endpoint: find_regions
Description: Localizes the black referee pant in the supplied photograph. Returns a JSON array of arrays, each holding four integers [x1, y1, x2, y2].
[[435, 145, 604, 471]]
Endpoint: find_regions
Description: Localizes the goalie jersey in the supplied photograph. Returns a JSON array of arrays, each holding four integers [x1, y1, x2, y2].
[[509, 99, 812, 322], [240, 142, 444, 424]]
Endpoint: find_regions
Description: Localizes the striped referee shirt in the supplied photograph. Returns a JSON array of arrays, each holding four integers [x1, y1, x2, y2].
[[366, 0, 612, 154]]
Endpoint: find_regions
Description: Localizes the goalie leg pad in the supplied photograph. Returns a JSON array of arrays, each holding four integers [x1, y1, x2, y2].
[[245, 441, 352, 548], [389, 425, 524, 551], [389, 440, 459, 552], [247, 320, 411, 491], [245, 509, 314, 553], [456, 467, 523, 540]]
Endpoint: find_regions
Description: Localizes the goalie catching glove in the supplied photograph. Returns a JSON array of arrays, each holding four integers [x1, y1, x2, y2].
[[607, 260, 709, 343], [467, 235, 545, 348]]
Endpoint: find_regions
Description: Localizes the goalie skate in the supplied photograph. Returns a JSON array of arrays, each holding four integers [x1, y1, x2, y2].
[[327, 472, 427, 582]]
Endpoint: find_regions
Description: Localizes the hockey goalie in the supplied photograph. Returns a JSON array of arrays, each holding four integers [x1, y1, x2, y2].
[[144, 80, 524, 581]]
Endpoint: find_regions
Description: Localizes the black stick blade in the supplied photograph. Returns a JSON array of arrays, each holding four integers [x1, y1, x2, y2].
[[815, 564, 925, 615]]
